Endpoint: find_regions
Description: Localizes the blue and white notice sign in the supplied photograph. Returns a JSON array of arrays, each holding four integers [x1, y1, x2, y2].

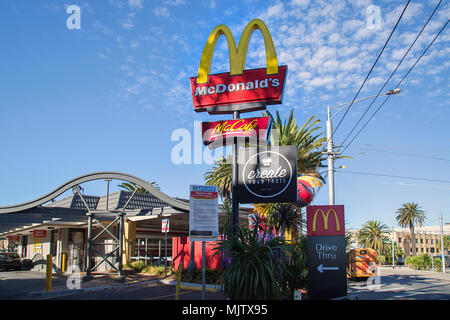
[[189, 185, 219, 241]]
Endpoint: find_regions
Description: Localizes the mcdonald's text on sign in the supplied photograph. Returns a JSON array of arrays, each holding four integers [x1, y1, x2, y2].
[[307, 205, 345, 236], [191, 66, 287, 114], [191, 19, 287, 114]]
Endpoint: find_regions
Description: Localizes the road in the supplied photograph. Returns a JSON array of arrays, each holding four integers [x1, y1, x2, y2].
[[347, 266, 450, 300], [1, 266, 449, 300], [0, 270, 68, 300]]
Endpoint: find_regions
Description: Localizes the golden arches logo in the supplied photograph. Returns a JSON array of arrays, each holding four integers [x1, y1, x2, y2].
[[312, 209, 341, 232], [197, 19, 278, 84]]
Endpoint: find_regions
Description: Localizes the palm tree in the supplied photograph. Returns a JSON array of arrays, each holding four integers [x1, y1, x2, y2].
[[265, 203, 303, 240], [266, 109, 326, 179], [118, 181, 160, 194], [204, 155, 232, 201], [396, 202, 426, 256], [357, 220, 390, 253], [256, 110, 326, 238], [203, 109, 327, 240]]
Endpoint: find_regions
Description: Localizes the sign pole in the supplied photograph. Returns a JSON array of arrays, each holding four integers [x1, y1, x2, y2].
[[231, 110, 240, 236], [202, 241, 206, 300], [165, 227, 167, 277]]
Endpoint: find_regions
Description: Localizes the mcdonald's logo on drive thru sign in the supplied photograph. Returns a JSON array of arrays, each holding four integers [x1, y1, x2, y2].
[[190, 19, 287, 114], [307, 205, 345, 236]]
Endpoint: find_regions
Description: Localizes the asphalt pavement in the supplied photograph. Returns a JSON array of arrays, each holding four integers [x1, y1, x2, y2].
[[347, 266, 450, 300]]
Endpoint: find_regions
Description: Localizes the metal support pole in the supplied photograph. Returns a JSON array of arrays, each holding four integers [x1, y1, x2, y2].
[[187, 240, 197, 275], [118, 212, 125, 278], [232, 110, 240, 236], [105, 179, 111, 211], [440, 211, 446, 273], [165, 228, 168, 277], [326, 107, 335, 205], [86, 212, 93, 278], [202, 241, 206, 300]]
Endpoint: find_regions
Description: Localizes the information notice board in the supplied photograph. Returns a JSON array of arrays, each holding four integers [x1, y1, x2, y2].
[[189, 185, 219, 241]]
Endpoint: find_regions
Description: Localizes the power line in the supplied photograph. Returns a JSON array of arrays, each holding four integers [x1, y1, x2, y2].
[[339, 0, 443, 148], [359, 147, 450, 163], [342, 18, 449, 153], [326, 0, 410, 145], [335, 170, 450, 184]]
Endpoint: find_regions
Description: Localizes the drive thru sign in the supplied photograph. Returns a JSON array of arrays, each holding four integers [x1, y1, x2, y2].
[[306, 205, 347, 300]]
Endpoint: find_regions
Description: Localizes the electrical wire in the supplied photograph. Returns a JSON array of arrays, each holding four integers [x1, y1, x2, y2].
[[327, 0, 411, 146], [335, 170, 450, 184], [339, 0, 443, 148], [359, 147, 450, 162], [342, 18, 449, 153]]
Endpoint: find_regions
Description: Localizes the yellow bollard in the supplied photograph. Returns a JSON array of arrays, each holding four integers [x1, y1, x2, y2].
[[61, 253, 66, 274], [175, 262, 183, 300], [46, 254, 52, 292]]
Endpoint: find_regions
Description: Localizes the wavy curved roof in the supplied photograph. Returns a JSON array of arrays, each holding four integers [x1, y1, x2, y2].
[[0, 171, 190, 214]]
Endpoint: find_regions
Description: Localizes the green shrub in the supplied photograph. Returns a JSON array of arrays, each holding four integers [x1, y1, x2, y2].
[[142, 265, 172, 276], [405, 254, 433, 270], [281, 237, 308, 299], [212, 226, 288, 300], [129, 260, 146, 272], [430, 258, 442, 272], [175, 268, 223, 285]]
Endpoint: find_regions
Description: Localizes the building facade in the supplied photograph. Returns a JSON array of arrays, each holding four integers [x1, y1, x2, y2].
[[0, 172, 251, 274]]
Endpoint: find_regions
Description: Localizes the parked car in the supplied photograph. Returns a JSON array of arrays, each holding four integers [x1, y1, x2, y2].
[[0, 252, 22, 271]]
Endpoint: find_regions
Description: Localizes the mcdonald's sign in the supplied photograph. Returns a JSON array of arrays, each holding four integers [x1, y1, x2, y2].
[[190, 19, 287, 114], [307, 205, 345, 236]]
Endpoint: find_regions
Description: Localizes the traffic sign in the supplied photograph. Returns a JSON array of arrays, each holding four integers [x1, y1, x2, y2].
[[307, 235, 347, 300], [162, 218, 169, 233]]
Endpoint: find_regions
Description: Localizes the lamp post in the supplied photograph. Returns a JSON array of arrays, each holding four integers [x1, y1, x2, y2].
[[325, 89, 401, 205]]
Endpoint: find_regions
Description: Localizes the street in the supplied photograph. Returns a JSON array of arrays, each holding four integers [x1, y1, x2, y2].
[[1, 267, 449, 300], [347, 266, 450, 300], [0, 270, 68, 300]]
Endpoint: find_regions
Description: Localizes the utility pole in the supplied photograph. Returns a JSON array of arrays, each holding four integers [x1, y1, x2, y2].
[[440, 211, 446, 273], [325, 107, 340, 205]]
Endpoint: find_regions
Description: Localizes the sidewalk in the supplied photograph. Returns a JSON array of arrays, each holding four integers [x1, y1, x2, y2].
[[27, 271, 224, 299]]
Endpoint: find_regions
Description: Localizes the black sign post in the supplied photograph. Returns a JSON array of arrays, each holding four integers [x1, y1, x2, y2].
[[238, 146, 297, 204], [307, 235, 347, 300], [306, 205, 347, 300]]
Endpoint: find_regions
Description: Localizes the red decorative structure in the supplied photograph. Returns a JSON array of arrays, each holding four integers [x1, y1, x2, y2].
[[172, 237, 222, 271], [297, 179, 315, 207]]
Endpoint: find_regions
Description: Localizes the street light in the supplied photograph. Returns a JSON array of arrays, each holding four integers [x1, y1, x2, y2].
[[325, 88, 401, 205]]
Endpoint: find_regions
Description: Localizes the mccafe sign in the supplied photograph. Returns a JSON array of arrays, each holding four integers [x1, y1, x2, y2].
[[201, 117, 269, 149], [238, 146, 297, 204]]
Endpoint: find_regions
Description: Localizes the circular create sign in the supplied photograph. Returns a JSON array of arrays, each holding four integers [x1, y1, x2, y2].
[[242, 150, 293, 198]]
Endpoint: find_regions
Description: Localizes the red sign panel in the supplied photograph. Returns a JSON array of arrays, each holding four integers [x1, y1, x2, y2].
[[190, 190, 218, 199], [201, 117, 269, 149], [307, 205, 345, 236], [190, 66, 287, 114], [8, 235, 20, 242], [33, 229, 47, 238]]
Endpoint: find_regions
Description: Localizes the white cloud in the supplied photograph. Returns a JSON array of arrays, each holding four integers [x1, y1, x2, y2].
[[128, 0, 144, 9], [153, 6, 170, 18]]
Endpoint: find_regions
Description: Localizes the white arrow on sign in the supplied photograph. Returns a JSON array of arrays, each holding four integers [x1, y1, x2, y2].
[[317, 264, 339, 274]]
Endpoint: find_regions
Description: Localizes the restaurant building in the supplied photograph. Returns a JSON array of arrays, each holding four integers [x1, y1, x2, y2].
[[0, 172, 251, 274]]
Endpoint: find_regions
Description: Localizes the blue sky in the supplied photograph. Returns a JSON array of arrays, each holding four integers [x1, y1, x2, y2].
[[0, 0, 449, 230]]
